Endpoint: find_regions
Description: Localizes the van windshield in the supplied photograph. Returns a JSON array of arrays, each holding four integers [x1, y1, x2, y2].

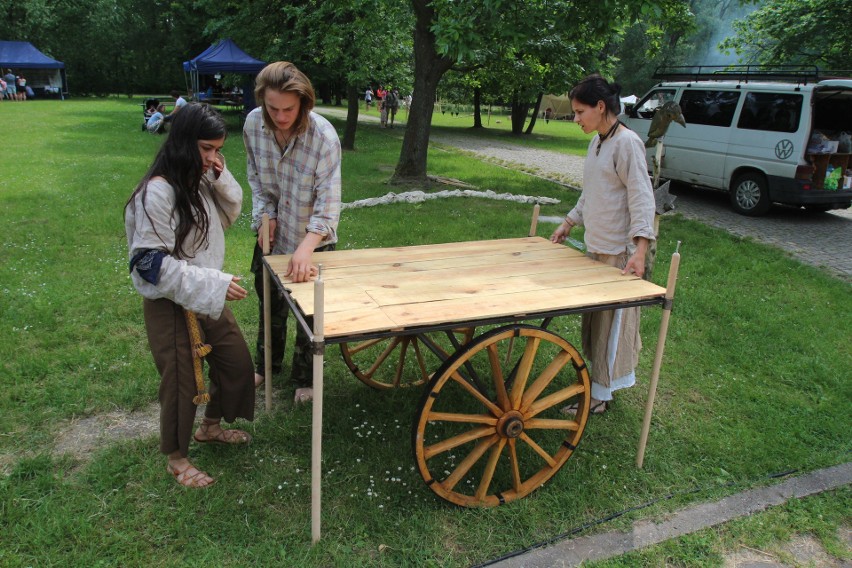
[[633, 89, 676, 119]]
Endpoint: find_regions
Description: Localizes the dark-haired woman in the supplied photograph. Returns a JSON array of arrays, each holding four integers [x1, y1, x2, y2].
[[551, 75, 656, 415], [125, 103, 255, 488]]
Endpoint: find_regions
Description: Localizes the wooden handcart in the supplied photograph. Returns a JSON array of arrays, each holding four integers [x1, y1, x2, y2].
[[262, 223, 680, 543]]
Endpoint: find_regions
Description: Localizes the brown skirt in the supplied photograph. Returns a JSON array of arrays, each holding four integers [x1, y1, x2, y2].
[[143, 298, 255, 457]]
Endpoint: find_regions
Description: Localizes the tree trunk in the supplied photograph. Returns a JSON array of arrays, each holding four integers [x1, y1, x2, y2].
[[510, 97, 530, 135], [342, 83, 360, 151], [472, 86, 483, 129], [525, 92, 543, 135], [392, 0, 455, 183]]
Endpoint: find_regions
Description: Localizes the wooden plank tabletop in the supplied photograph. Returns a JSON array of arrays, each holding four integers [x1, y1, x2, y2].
[[264, 237, 667, 339]]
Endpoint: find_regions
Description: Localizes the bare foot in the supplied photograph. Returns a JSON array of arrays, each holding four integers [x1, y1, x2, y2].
[[254, 373, 265, 389], [294, 387, 313, 404]]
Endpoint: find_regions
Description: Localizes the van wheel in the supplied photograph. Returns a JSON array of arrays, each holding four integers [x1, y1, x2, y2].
[[730, 173, 771, 216]]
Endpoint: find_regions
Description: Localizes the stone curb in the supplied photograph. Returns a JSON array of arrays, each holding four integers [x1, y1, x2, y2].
[[485, 462, 852, 567]]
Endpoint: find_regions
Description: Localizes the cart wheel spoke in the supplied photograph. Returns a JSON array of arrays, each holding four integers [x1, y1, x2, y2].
[[519, 432, 556, 468], [486, 343, 511, 411], [508, 439, 522, 492], [475, 438, 507, 501], [341, 328, 477, 390], [414, 324, 591, 507], [443, 435, 499, 491], [508, 337, 540, 408], [526, 383, 586, 418], [424, 426, 495, 460]]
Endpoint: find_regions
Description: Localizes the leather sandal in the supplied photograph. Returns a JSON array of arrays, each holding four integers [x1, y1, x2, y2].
[[193, 420, 252, 445], [561, 400, 609, 416], [167, 462, 215, 488]]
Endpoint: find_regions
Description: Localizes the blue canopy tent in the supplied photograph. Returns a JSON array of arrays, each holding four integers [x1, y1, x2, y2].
[[0, 41, 67, 98], [182, 38, 266, 111]]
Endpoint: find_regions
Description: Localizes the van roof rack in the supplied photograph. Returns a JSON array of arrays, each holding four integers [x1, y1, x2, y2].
[[652, 65, 848, 84]]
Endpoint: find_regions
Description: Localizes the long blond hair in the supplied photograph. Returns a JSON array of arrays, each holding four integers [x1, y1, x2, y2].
[[254, 62, 315, 136]]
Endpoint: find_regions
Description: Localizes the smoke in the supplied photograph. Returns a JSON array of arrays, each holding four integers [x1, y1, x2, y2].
[[694, 1, 760, 66]]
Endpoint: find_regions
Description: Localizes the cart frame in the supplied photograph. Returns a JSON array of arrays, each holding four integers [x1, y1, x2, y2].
[[262, 232, 680, 543]]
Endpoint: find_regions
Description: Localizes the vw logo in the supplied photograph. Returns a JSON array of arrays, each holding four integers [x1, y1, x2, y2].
[[775, 139, 794, 160]]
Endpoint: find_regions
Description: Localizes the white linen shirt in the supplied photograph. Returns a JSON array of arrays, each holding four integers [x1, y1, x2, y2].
[[566, 127, 656, 255], [125, 164, 243, 319], [243, 108, 341, 254]]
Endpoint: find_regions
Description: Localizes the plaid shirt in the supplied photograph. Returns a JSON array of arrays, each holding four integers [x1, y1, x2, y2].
[[243, 108, 341, 254]]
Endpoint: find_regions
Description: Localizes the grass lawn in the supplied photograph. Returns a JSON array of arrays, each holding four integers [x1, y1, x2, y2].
[[0, 97, 849, 567]]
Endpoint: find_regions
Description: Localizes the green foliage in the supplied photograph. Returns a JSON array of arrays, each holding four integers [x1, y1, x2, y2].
[[719, 0, 852, 69]]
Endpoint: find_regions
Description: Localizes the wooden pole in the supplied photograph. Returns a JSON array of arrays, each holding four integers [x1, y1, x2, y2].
[[311, 265, 325, 544], [636, 242, 681, 468], [529, 203, 540, 237], [653, 141, 664, 189], [261, 214, 273, 412]]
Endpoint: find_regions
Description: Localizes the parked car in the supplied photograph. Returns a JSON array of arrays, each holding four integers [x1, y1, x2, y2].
[[621, 66, 852, 216]]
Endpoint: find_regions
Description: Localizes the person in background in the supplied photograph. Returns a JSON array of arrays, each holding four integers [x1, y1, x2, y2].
[[364, 86, 373, 110], [243, 61, 342, 404], [3, 69, 15, 101], [146, 104, 167, 134], [164, 90, 188, 121], [387, 87, 400, 128], [550, 74, 655, 415], [379, 87, 389, 128], [125, 103, 256, 488], [15, 74, 26, 101]]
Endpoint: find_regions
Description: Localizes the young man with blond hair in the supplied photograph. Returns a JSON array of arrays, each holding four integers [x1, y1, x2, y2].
[[243, 62, 342, 404]]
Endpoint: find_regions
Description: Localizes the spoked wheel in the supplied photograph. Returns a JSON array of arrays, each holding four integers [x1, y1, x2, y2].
[[413, 324, 590, 507], [340, 328, 477, 390]]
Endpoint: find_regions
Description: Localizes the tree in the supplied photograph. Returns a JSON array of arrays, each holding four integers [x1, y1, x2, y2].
[[719, 0, 852, 70], [200, 0, 413, 150], [392, 0, 673, 183]]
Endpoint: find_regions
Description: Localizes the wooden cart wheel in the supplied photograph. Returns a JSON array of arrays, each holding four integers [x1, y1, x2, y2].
[[413, 324, 590, 507], [340, 328, 476, 390]]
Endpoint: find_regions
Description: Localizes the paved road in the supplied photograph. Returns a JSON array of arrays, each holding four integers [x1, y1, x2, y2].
[[317, 107, 851, 282]]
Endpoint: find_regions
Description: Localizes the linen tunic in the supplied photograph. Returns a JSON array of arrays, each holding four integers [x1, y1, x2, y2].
[[243, 108, 341, 254], [125, 164, 242, 319], [565, 126, 656, 398], [566, 128, 655, 254]]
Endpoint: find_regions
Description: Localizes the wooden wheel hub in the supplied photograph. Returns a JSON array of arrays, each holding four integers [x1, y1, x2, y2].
[[497, 411, 525, 439]]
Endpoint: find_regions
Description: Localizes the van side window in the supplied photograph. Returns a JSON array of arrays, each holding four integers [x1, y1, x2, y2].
[[633, 89, 676, 119], [679, 90, 740, 127], [737, 92, 803, 133]]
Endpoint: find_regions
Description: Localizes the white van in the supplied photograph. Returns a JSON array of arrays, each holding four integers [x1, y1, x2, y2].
[[621, 67, 852, 215]]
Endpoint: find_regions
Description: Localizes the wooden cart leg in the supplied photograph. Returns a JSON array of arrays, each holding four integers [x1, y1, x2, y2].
[[261, 214, 273, 412], [311, 266, 325, 544], [528, 203, 540, 237], [636, 243, 681, 468]]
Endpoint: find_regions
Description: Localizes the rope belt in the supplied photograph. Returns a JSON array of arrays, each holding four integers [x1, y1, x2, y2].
[[183, 310, 212, 405]]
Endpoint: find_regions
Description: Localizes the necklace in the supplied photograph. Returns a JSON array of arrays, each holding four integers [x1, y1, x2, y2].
[[275, 130, 293, 150], [596, 119, 622, 156]]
